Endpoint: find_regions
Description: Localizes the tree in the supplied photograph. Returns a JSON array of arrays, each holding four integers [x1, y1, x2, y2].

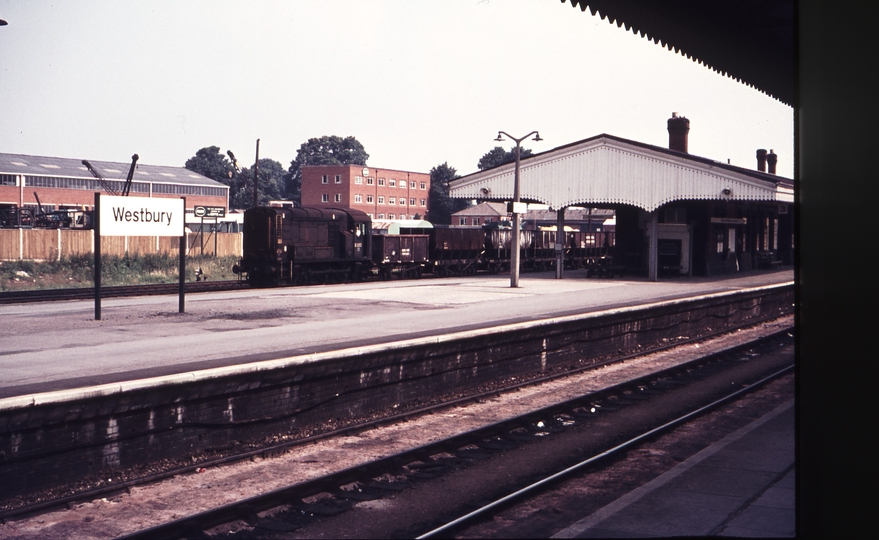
[[185, 145, 241, 200], [286, 136, 369, 204], [428, 162, 470, 225], [477, 146, 533, 171], [231, 158, 287, 209]]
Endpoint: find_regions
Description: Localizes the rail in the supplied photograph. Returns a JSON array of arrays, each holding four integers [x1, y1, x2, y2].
[[0, 280, 248, 304]]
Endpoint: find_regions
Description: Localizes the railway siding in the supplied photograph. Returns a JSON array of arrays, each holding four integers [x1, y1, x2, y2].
[[0, 283, 793, 501]]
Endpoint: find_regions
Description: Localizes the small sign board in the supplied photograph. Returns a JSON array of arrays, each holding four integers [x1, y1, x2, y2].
[[194, 205, 226, 218], [99, 195, 184, 236], [710, 217, 747, 225], [507, 201, 528, 214]]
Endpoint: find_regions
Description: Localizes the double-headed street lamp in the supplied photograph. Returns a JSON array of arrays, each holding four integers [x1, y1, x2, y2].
[[494, 130, 542, 288]]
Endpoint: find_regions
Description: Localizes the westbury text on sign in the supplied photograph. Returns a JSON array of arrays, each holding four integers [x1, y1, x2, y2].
[[99, 195, 184, 237]]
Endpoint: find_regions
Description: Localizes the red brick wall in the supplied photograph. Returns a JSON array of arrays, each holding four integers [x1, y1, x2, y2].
[[301, 165, 431, 220], [0, 186, 226, 212]]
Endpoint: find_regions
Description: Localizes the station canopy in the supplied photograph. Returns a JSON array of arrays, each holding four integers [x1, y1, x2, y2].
[[449, 134, 794, 212], [558, 0, 794, 107]]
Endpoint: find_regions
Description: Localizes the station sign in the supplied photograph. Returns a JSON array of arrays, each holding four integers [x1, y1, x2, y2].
[[710, 217, 747, 225], [99, 195, 184, 237], [194, 205, 226, 218]]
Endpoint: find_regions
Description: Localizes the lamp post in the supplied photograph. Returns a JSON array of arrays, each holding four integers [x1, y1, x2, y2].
[[494, 130, 542, 288]]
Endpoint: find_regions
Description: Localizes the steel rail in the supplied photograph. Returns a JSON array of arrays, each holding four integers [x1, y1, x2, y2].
[[416, 363, 795, 539], [114, 331, 792, 540], [0, 280, 247, 304]]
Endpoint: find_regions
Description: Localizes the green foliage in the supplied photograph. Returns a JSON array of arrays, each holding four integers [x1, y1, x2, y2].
[[286, 135, 369, 205], [185, 145, 240, 203], [185, 146, 236, 185], [428, 162, 470, 225], [231, 158, 287, 209], [477, 146, 533, 171], [0, 255, 240, 291]]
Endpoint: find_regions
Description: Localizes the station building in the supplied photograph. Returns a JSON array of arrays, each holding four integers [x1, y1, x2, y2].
[[300, 164, 430, 221], [449, 114, 794, 279], [0, 152, 229, 227]]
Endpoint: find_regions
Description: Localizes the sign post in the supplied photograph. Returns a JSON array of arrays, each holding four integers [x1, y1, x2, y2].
[[94, 194, 186, 320], [95, 193, 102, 320]]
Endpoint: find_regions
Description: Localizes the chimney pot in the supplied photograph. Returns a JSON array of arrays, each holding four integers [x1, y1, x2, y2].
[[667, 113, 690, 153], [756, 149, 767, 172], [767, 149, 778, 174]]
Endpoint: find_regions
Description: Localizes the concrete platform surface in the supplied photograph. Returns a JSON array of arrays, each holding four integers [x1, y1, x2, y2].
[[553, 400, 795, 538], [0, 269, 792, 398]]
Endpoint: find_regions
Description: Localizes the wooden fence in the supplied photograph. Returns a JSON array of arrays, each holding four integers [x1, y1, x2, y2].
[[0, 229, 242, 261]]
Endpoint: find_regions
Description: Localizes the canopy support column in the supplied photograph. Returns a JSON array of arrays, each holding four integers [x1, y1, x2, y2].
[[648, 210, 658, 281], [556, 207, 565, 279]]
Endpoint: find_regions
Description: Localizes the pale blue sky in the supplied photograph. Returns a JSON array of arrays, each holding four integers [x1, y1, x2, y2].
[[0, 0, 793, 178]]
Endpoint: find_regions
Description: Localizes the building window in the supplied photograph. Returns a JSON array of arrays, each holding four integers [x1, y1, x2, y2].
[[485, 217, 493, 223], [354, 194, 362, 203], [378, 213, 385, 219], [410, 181, 417, 188], [367, 195, 374, 203], [472, 218, 480, 225], [389, 197, 395, 205], [321, 175, 328, 184], [399, 197, 406, 205], [367, 213, 374, 218], [335, 193, 342, 202], [355, 176, 363, 185], [321, 194, 329, 202], [378, 178, 385, 186], [420, 199, 426, 206], [663, 207, 686, 223], [389, 214, 395, 220], [409, 198, 416, 206], [400, 182, 407, 189], [389, 179, 396, 187], [377, 196, 384, 204], [367, 177, 374, 185], [459, 217, 467, 225], [335, 175, 342, 184], [420, 182, 426, 190]]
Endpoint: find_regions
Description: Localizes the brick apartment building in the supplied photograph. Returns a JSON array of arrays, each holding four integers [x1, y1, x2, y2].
[[300, 165, 430, 220]]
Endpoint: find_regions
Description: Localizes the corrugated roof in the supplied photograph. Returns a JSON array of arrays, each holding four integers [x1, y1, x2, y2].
[[559, 0, 794, 106], [0, 152, 224, 188], [449, 133, 793, 212], [453, 202, 508, 217]]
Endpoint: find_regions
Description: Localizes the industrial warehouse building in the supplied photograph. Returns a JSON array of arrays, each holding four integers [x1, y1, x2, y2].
[[0, 152, 229, 228]]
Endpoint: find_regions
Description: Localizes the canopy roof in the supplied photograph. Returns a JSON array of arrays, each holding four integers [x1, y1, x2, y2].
[[558, 0, 794, 106], [449, 134, 793, 212]]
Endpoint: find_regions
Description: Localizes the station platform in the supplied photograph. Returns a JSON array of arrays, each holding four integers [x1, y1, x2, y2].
[[0, 269, 793, 399], [554, 400, 795, 538]]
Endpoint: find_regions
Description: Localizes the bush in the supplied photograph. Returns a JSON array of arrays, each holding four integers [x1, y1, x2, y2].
[[0, 254, 240, 291]]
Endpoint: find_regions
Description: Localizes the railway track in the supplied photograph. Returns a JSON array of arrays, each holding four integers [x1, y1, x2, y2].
[[0, 280, 248, 304], [105, 328, 794, 540]]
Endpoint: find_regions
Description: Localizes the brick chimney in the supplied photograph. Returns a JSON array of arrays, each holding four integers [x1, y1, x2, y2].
[[667, 112, 690, 153], [756, 149, 767, 172], [767, 149, 777, 174]]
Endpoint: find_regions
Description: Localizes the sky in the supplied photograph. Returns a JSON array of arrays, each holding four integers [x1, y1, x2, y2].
[[0, 0, 794, 179]]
